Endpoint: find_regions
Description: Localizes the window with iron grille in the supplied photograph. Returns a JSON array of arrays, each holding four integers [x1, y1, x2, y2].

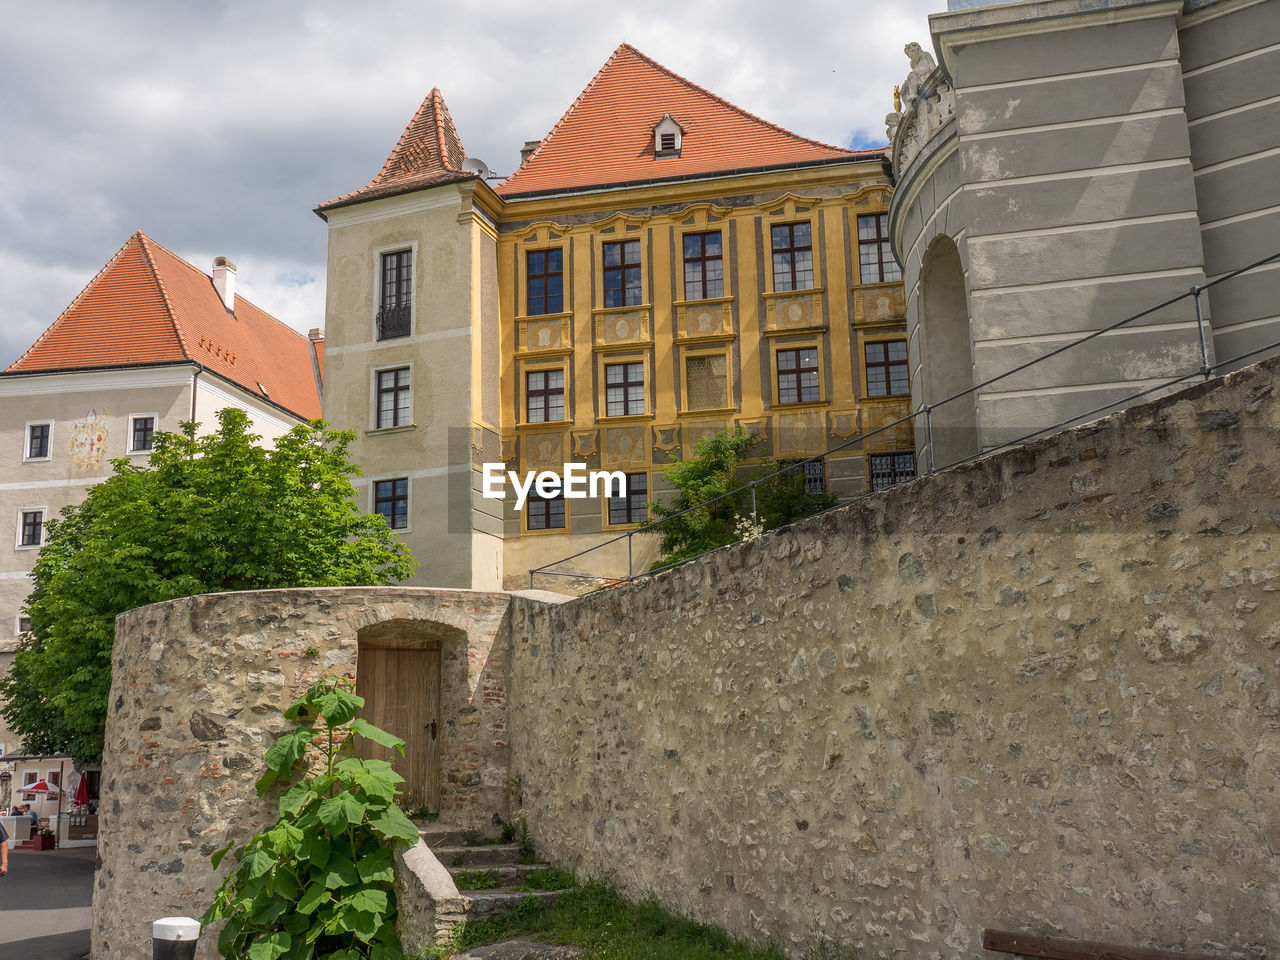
[[376, 367, 412, 429], [377, 250, 412, 339], [857, 214, 901, 284], [683, 232, 723, 300], [131, 416, 155, 452], [526, 369, 565, 423], [608, 472, 648, 525], [771, 222, 814, 292], [17, 615, 31, 635], [526, 249, 564, 316], [374, 478, 409, 530], [864, 340, 910, 397], [26, 423, 50, 459], [802, 459, 826, 494], [869, 451, 916, 491], [526, 492, 565, 530], [776, 347, 820, 404], [605, 362, 645, 416], [603, 240, 642, 308], [20, 509, 43, 547], [685, 354, 728, 411]]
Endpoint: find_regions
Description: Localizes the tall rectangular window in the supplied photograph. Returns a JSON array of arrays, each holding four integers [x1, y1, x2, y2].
[[377, 250, 412, 339], [802, 459, 826, 494], [683, 232, 723, 300], [130, 416, 155, 452], [605, 362, 645, 417], [20, 510, 43, 547], [771, 222, 813, 292], [526, 249, 564, 316], [685, 355, 728, 411], [526, 369, 565, 423], [526, 492, 566, 530], [603, 240, 642, 308], [858, 214, 901, 284], [864, 340, 910, 397], [26, 423, 50, 460], [869, 451, 916, 491], [376, 367, 412, 428], [374, 478, 409, 530], [777, 348, 820, 404], [608, 473, 648, 525]]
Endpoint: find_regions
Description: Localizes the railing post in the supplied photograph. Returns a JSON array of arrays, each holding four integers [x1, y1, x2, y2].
[[924, 404, 936, 474], [529, 568, 535, 590], [627, 531, 633, 580], [750, 481, 758, 527], [1192, 284, 1211, 379]]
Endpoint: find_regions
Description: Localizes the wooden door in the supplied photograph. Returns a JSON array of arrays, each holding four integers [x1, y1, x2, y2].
[[355, 645, 441, 811]]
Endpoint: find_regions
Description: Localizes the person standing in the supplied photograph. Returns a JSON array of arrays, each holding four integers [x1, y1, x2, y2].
[[0, 820, 8, 876]]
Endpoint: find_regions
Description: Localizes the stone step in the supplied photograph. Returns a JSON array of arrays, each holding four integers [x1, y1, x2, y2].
[[434, 843, 522, 868], [416, 824, 489, 847], [462, 889, 563, 921], [449, 862, 547, 889]]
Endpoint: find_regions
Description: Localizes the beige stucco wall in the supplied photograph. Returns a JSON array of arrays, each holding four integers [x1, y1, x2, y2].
[[509, 353, 1280, 958]]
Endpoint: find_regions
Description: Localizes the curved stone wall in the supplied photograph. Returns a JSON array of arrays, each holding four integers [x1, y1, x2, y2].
[[92, 587, 521, 960]]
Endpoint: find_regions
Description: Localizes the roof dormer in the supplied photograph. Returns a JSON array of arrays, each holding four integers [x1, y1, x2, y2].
[[653, 114, 683, 158]]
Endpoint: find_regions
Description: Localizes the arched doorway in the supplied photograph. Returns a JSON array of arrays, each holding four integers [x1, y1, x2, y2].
[[355, 618, 464, 812], [918, 235, 979, 467]]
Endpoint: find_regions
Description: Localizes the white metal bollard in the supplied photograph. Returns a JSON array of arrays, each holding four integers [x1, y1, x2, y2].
[[153, 916, 201, 960]]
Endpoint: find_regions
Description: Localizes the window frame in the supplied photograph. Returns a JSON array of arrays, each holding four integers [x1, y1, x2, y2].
[[24, 421, 52, 462], [525, 247, 565, 317], [602, 238, 643, 309], [770, 221, 815, 293], [128, 413, 158, 454], [374, 244, 415, 340], [863, 339, 910, 398], [857, 213, 901, 285], [17, 507, 45, 550], [371, 477, 410, 532], [682, 351, 731, 413], [605, 471, 649, 527], [373, 364, 413, 430], [775, 345, 822, 405], [868, 451, 916, 491], [16, 615, 32, 636], [682, 231, 724, 301], [524, 366, 566, 424], [603, 360, 646, 418], [524, 490, 567, 532]]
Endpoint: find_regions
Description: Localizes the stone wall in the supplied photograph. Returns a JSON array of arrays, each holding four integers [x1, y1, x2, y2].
[[507, 355, 1280, 958], [92, 587, 523, 960]]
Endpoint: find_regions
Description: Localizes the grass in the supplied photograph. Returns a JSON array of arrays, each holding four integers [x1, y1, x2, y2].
[[515, 867, 576, 892], [453, 869, 500, 890], [410, 880, 856, 960]]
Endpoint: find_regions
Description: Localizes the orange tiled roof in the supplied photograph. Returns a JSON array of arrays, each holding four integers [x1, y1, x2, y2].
[[6, 232, 322, 421], [316, 88, 476, 214], [497, 44, 879, 197]]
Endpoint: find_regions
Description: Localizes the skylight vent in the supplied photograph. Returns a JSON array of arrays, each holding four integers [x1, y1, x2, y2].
[[653, 114, 683, 158]]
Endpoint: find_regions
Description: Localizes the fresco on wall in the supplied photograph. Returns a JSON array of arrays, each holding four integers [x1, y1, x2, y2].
[[68, 409, 110, 472]]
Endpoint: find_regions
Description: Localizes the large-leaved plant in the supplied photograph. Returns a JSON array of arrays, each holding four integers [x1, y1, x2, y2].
[[201, 678, 421, 960]]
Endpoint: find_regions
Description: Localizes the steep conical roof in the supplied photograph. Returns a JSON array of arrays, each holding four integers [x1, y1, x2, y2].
[[317, 88, 475, 213], [497, 44, 877, 197], [6, 232, 322, 420]]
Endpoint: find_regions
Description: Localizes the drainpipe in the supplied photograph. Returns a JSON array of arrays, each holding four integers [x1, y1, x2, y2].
[[190, 366, 203, 426]]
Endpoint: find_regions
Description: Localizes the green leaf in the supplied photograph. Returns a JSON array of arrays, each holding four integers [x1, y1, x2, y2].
[[350, 718, 405, 754], [369, 804, 420, 845], [262, 730, 311, 777], [248, 931, 291, 960], [317, 792, 366, 832], [210, 840, 235, 870], [298, 832, 330, 869], [356, 846, 395, 884], [242, 848, 276, 880], [337, 908, 381, 940], [216, 917, 245, 956], [315, 685, 362, 727], [297, 881, 330, 915], [267, 821, 304, 856], [321, 853, 360, 889], [278, 782, 312, 817], [347, 887, 389, 917], [250, 894, 289, 925]]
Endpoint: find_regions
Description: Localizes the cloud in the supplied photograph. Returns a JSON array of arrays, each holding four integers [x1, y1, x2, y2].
[[0, 0, 937, 369]]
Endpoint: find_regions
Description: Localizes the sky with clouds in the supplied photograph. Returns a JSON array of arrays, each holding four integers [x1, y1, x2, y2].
[[0, 0, 940, 370]]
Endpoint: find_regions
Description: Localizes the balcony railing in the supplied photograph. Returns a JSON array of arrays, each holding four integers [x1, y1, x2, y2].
[[376, 302, 411, 340]]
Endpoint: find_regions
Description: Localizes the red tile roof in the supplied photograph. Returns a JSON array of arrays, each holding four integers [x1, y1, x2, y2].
[[6, 232, 322, 421], [316, 88, 476, 214], [497, 44, 879, 197]]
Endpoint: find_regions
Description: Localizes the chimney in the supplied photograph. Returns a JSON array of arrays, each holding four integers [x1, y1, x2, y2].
[[212, 256, 237, 311], [520, 140, 541, 164]]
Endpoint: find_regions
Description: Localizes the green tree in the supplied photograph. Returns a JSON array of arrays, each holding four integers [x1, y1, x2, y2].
[[0, 408, 416, 763], [648, 429, 837, 569]]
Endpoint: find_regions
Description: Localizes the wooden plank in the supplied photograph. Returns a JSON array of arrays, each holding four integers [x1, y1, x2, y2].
[[983, 929, 1242, 960], [356, 645, 439, 811]]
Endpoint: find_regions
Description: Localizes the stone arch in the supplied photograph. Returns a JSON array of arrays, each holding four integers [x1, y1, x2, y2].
[[917, 234, 979, 467], [355, 617, 468, 812]]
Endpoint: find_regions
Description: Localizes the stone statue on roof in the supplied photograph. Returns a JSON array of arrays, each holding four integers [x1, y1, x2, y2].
[[900, 42, 938, 109]]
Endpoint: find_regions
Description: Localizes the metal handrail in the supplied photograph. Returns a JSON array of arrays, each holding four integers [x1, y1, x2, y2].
[[529, 251, 1280, 589]]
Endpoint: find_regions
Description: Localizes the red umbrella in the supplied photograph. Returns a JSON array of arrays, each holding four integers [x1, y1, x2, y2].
[[19, 779, 59, 798], [73, 774, 89, 807]]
